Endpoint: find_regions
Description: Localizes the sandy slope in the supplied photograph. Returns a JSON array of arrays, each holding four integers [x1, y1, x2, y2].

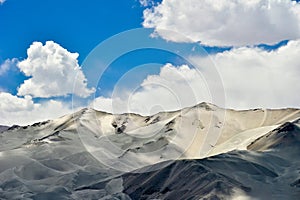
[[0, 103, 300, 199], [81, 118, 300, 200]]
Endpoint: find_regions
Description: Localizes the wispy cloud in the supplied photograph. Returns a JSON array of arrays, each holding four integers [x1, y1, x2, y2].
[[0, 58, 17, 76], [139, 0, 154, 7]]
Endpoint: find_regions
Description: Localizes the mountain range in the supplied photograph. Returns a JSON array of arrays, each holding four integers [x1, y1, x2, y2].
[[0, 102, 300, 199]]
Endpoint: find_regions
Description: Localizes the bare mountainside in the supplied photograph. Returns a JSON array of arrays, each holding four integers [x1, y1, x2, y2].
[[0, 103, 300, 199]]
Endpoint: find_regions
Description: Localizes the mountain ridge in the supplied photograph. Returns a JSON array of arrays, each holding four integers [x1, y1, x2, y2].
[[1, 102, 300, 199]]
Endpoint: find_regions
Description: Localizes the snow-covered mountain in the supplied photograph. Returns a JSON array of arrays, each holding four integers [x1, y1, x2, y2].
[[0, 102, 300, 199]]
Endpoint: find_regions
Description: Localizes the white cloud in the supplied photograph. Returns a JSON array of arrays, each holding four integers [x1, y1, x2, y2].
[[92, 96, 121, 113], [0, 92, 77, 126], [143, 0, 300, 46], [191, 39, 300, 109], [0, 58, 17, 76], [139, 0, 154, 7], [17, 41, 94, 98], [92, 63, 211, 115], [0, 41, 94, 125], [0, 0, 5, 5], [0, 93, 34, 112], [93, 40, 300, 113]]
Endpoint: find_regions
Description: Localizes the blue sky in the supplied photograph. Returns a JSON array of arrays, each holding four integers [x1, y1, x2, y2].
[[0, 0, 147, 62], [1, 0, 300, 125], [0, 0, 199, 96]]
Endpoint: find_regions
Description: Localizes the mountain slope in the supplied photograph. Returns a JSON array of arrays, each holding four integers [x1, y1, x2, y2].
[[121, 120, 300, 199], [121, 148, 300, 200], [1, 103, 300, 199]]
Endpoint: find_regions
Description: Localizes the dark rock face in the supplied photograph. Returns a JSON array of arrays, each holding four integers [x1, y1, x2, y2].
[[291, 179, 300, 188], [122, 159, 251, 200], [121, 147, 300, 200], [248, 122, 300, 151]]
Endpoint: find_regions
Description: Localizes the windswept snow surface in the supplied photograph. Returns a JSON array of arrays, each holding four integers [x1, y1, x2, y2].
[[0, 103, 300, 199]]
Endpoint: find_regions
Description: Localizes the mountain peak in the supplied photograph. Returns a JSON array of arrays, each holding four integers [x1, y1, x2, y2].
[[193, 102, 219, 111]]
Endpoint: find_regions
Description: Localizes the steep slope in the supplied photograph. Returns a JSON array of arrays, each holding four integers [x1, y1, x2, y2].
[[247, 120, 300, 152], [120, 149, 300, 200], [120, 120, 300, 199]]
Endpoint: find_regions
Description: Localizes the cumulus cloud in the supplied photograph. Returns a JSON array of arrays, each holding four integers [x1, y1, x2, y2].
[[0, 58, 17, 76], [92, 63, 211, 115], [0, 92, 77, 126], [0, 41, 93, 125], [0, 93, 34, 112], [17, 41, 94, 98], [191, 39, 300, 109], [143, 0, 300, 46]]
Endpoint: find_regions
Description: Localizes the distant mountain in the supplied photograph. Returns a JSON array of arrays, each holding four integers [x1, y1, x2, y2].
[[0, 103, 300, 199]]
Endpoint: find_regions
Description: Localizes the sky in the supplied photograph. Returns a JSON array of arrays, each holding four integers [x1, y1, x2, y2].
[[1, 0, 300, 125]]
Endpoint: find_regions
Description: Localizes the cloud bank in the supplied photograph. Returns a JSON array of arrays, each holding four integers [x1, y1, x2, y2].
[[0, 92, 76, 126], [192, 39, 300, 109], [143, 0, 300, 46], [93, 39, 300, 114], [92, 63, 211, 115]]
